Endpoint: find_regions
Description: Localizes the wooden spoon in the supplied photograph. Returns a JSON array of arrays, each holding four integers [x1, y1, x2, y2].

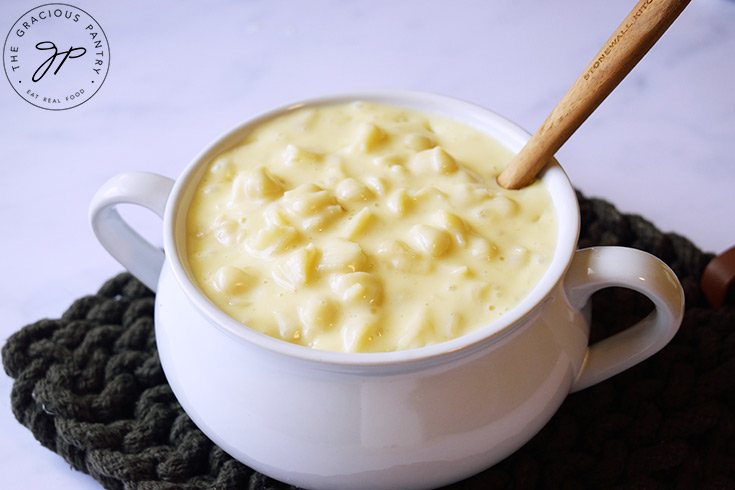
[[497, 0, 691, 190]]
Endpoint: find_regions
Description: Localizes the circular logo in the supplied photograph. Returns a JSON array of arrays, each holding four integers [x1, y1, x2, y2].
[[3, 3, 109, 110]]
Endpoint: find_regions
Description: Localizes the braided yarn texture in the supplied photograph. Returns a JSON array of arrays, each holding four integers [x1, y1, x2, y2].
[[3, 192, 734, 490]]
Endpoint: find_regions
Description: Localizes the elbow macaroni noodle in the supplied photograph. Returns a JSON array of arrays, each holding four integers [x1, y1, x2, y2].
[[186, 102, 556, 352]]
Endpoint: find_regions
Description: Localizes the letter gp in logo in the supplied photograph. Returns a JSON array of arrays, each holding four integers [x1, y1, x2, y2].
[[3, 3, 110, 110]]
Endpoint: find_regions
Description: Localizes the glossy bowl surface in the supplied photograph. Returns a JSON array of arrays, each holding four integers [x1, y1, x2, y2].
[[86, 91, 681, 489]]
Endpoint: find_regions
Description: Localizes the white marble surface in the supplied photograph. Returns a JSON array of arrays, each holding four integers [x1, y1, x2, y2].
[[1, 0, 733, 488]]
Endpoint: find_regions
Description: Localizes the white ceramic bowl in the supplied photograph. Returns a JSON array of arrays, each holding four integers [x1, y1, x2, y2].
[[90, 90, 684, 490]]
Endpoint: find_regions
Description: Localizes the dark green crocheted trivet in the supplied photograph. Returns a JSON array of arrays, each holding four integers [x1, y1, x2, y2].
[[3, 192, 734, 490]]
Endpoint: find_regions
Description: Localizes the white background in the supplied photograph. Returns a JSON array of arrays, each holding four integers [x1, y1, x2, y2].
[[1, 0, 733, 488]]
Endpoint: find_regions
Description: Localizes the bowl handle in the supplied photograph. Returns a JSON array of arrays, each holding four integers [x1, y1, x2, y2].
[[564, 246, 685, 392], [89, 172, 174, 292]]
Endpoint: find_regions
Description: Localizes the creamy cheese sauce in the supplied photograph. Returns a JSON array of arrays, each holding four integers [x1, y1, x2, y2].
[[186, 102, 556, 352]]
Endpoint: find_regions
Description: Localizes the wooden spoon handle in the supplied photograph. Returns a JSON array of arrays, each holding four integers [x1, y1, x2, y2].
[[497, 0, 691, 190]]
